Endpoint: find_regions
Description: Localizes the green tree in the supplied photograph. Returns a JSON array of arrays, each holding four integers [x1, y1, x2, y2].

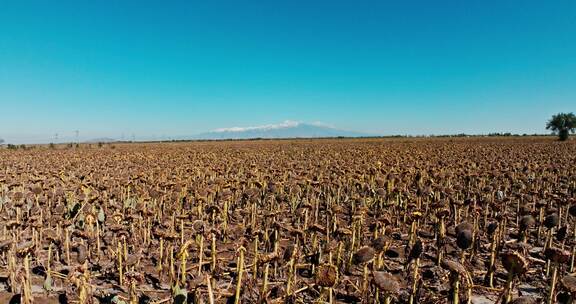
[[546, 112, 576, 141]]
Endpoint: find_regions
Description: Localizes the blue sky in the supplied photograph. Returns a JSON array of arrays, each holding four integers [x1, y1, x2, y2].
[[0, 0, 575, 143]]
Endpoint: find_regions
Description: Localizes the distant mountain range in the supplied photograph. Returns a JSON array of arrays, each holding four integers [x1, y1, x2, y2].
[[193, 121, 372, 140], [81, 121, 374, 143]]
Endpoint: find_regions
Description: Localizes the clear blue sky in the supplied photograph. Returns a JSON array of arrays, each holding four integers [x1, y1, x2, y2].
[[1, 0, 575, 143]]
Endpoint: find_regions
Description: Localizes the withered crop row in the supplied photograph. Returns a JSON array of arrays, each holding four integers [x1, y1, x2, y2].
[[0, 137, 575, 304]]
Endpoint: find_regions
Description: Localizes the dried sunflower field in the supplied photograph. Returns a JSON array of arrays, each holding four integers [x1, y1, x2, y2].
[[0, 137, 575, 304]]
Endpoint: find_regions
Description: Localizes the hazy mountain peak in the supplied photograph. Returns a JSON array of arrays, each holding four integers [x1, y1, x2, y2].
[[194, 121, 370, 140], [212, 120, 302, 133]]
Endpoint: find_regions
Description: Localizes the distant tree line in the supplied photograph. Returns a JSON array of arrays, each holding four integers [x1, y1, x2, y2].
[[6, 144, 28, 150], [142, 133, 552, 143]]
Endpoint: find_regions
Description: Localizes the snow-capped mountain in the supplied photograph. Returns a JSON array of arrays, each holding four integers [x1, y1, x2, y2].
[[193, 121, 371, 140]]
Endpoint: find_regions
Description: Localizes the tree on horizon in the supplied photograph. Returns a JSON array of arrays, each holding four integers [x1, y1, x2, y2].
[[546, 112, 576, 141]]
